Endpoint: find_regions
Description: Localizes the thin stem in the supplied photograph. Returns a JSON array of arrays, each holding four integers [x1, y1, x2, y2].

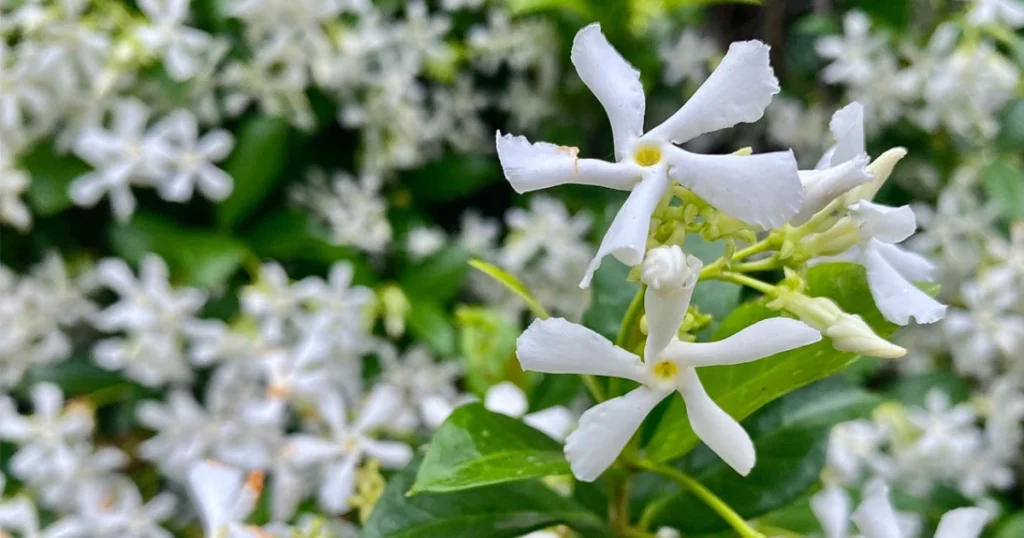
[[616, 285, 647, 349], [581, 374, 606, 403], [755, 525, 806, 538], [731, 234, 779, 262], [716, 271, 777, 295], [731, 256, 781, 273], [636, 460, 765, 538]]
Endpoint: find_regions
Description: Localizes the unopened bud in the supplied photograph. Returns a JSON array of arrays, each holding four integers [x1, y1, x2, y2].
[[379, 285, 410, 339], [826, 313, 906, 359], [770, 291, 904, 359], [640, 245, 701, 291], [844, 147, 907, 203]]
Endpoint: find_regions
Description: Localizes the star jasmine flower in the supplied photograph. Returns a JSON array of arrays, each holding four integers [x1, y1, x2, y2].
[[150, 109, 235, 202], [791, 102, 874, 225], [515, 257, 821, 480], [496, 23, 802, 287], [283, 386, 413, 514], [848, 480, 989, 538], [136, 0, 216, 81], [186, 460, 264, 538], [827, 201, 946, 325]]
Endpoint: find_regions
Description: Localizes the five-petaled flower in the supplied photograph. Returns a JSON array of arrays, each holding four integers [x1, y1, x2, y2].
[[496, 23, 804, 287], [515, 250, 822, 481]]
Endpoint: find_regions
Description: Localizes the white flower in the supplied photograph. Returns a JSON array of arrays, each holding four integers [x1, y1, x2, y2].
[[791, 103, 874, 225], [825, 201, 946, 325], [515, 288, 820, 480], [850, 480, 988, 538], [458, 210, 500, 255], [55, 481, 176, 538], [944, 274, 1024, 380], [90, 255, 210, 386], [496, 24, 801, 287], [187, 460, 264, 538], [291, 169, 392, 254], [136, 0, 217, 81], [484, 382, 575, 441], [406, 226, 446, 261], [0, 148, 32, 231], [283, 385, 413, 514], [815, 11, 891, 86], [150, 109, 235, 202], [69, 99, 170, 221], [967, 0, 1024, 30], [657, 29, 717, 86], [378, 344, 461, 430]]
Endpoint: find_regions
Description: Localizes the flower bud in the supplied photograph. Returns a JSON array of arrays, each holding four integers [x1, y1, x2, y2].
[[378, 285, 410, 338], [843, 147, 907, 203], [770, 291, 905, 359], [640, 245, 701, 291]]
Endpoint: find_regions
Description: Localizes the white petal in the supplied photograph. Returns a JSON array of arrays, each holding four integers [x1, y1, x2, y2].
[[523, 406, 576, 441], [69, 172, 109, 207], [420, 395, 456, 429], [109, 185, 137, 222], [828, 102, 865, 167], [643, 256, 699, 360], [159, 171, 195, 202], [484, 382, 529, 418], [934, 508, 990, 538], [677, 368, 755, 475], [197, 165, 234, 201], [284, 435, 342, 467], [354, 384, 404, 433], [792, 155, 872, 225], [873, 241, 935, 282], [570, 24, 645, 160], [31, 383, 64, 418], [581, 170, 670, 287], [187, 460, 244, 534], [850, 479, 902, 538], [647, 40, 779, 144], [270, 469, 306, 523], [315, 390, 349, 434], [198, 130, 235, 161], [495, 132, 640, 194], [318, 455, 359, 514], [565, 386, 671, 481], [810, 486, 852, 538], [863, 241, 946, 325], [664, 317, 821, 367], [362, 439, 413, 469], [516, 318, 650, 384], [849, 201, 917, 243], [666, 148, 802, 229]]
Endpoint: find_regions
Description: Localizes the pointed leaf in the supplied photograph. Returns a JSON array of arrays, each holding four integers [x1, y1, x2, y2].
[[469, 259, 549, 319]]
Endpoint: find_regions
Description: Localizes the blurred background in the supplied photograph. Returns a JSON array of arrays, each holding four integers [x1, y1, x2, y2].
[[1, 0, 1023, 537]]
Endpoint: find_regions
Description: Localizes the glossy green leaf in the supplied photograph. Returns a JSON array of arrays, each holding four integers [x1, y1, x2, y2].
[[411, 403, 568, 494], [982, 161, 1024, 222], [469, 259, 549, 319], [645, 263, 897, 463], [402, 153, 501, 204], [361, 458, 609, 538], [995, 514, 1024, 538], [407, 300, 457, 356], [216, 116, 290, 229], [109, 213, 251, 289], [22, 141, 91, 216], [399, 245, 472, 303], [642, 379, 881, 532], [506, 0, 594, 19], [457, 306, 520, 395]]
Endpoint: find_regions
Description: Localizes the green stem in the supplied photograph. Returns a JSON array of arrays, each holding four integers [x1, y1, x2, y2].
[[731, 256, 780, 273], [636, 460, 765, 538], [716, 272, 777, 295], [581, 374, 606, 403], [616, 285, 647, 349]]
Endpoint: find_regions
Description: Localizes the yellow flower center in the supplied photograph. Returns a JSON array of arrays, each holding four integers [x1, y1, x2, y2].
[[652, 360, 678, 380], [633, 144, 662, 167]]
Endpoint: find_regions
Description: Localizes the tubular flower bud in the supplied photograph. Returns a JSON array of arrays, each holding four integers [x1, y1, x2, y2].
[[770, 291, 905, 359]]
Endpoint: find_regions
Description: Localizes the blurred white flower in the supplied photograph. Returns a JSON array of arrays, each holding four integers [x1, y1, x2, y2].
[[484, 381, 575, 441], [966, 0, 1024, 28], [292, 170, 392, 254], [0, 148, 32, 231], [150, 110, 235, 202], [406, 226, 446, 261], [657, 29, 717, 86], [136, 0, 217, 81], [187, 460, 264, 538]]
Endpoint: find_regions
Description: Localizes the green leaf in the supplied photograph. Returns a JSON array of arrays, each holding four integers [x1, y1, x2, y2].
[[411, 403, 568, 494], [15, 356, 127, 398], [469, 259, 549, 319], [642, 379, 881, 533], [506, 0, 594, 19], [996, 99, 1024, 153], [982, 161, 1024, 222], [995, 514, 1024, 538], [645, 263, 897, 463], [407, 300, 457, 356], [886, 371, 971, 407], [361, 458, 609, 538], [216, 116, 290, 229], [401, 153, 501, 204], [22, 141, 91, 216], [457, 306, 520, 395], [109, 213, 250, 288], [399, 245, 472, 303], [582, 257, 639, 341]]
